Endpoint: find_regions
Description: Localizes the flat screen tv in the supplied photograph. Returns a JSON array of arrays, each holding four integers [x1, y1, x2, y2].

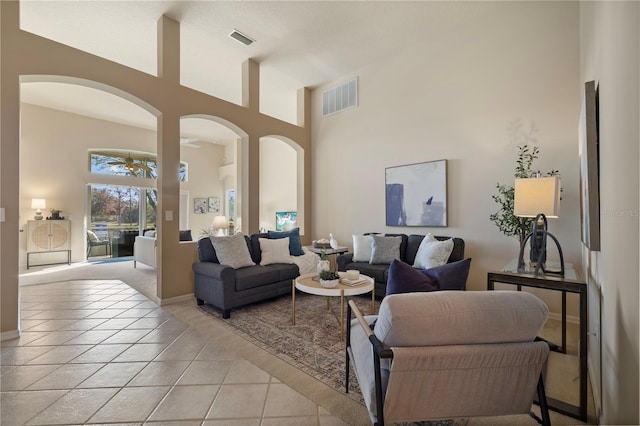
[[275, 211, 297, 231]]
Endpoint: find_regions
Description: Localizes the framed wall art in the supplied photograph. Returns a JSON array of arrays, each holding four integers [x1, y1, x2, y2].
[[579, 80, 600, 251], [208, 196, 220, 213], [194, 198, 207, 214], [385, 159, 447, 227]]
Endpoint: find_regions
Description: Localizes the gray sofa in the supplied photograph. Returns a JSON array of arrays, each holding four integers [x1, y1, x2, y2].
[[337, 234, 465, 297], [193, 233, 304, 319]]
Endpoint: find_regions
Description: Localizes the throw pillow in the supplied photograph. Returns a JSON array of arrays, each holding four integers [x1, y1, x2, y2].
[[144, 230, 156, 238], [413, 234, 454, 269], [385, 259, 439, 296], [210, 233, 255, 269], [267, 228, 304, 256], [259, 237, 293, 266], [370, 235, 401, 264], [87, 230, 99, 242], [423, 258, 472, 291], [352, 235, 374, 262], [179, 230, 192, 241]]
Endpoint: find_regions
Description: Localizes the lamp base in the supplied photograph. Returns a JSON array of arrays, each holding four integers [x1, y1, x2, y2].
[[34, 213, 43, 220]]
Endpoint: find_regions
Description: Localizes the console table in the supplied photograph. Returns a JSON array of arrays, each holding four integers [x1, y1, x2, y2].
[[487, 263, 587, 422], [26, 220, 72, 269]]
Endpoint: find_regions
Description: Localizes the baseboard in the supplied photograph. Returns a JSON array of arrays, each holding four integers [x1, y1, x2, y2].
[[158, 293, 194, 306], [548, 311, 579, 325], [0, 329, 20, 342]]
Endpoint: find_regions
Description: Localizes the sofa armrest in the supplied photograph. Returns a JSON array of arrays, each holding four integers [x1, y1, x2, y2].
[[192, 261, 236, 281], [337, 252, 354, 271]]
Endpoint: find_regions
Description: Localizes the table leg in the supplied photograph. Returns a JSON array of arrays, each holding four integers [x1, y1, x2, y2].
[[561, 290, 567, 353], [340, 290, 345, 341], [371, 289, 375, 314], [291, 280, 296, 325]]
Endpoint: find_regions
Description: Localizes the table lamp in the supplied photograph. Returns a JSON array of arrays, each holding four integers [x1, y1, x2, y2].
[[514, 176, 565, 277], [212, 215, 228, 237], [31, 198, 46, 220]]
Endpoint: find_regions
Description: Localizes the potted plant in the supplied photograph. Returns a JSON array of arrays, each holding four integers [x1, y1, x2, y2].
[[490, 145, 559, 245], [317, 250, 331, 274], [50, 209, 63, 220], [319, 270, 340, 288]]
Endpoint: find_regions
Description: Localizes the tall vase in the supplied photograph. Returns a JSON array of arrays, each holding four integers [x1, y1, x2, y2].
[[317, 260, 330, 275]]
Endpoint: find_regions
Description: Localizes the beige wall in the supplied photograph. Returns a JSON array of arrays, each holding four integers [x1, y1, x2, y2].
[[312, 2, 581, 311], [580, 2, 639, 424]]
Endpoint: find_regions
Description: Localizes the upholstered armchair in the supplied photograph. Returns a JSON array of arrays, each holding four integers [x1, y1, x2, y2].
[[133, 234, 157, 268], [346, 291, 551, 426]]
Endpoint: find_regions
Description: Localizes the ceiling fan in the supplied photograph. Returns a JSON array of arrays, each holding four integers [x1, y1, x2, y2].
[[107, 153, 152, 173]]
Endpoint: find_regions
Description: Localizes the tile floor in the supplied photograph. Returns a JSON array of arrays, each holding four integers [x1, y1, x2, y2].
[[1, 280, 349, 425]]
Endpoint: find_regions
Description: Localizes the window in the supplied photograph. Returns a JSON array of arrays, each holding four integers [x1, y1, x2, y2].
[[89, 150, 187, 181]]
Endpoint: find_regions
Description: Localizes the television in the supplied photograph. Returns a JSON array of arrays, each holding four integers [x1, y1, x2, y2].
[[275, 211, 297, 231]]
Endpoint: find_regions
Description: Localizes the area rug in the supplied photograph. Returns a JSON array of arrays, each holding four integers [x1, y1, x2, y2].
[[199, 292, 375, 403]]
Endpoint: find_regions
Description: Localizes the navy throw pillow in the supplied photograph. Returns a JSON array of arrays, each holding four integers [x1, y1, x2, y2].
[[179, 230, 192, 241], [422, 258, 472, 291], [267, 227, 305, 256], [385, 259, 439, 296]]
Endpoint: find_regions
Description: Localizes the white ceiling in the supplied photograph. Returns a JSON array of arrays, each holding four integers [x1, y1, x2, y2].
[[18, 1, 498, 143]]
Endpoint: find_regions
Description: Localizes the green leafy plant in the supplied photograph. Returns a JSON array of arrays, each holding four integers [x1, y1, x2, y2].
[[319, 250, 328, 261], [490, 145, 559, 244], [319, 270, 340, 281], [50, 209, 62, 214]]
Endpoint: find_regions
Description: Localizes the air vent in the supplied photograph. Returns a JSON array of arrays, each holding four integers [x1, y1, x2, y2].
[[322, 77, 358, 117], [229, 29, 255, 46]]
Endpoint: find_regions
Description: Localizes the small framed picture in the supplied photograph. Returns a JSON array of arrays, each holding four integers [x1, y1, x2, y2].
[[194, 198, 207, 214], [208, 197, 220, 213]]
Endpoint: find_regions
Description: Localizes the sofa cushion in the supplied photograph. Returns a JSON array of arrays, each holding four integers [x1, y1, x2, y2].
[[413, 234, 454, 269], [385, 259, 439, 296], [259, 237, 293, 266], [197, 237, 219, 263], [370, 235, 402, 264], [268, 228, 304, 256], [179, 230, 192, 241], [235, 266, 280, 291], [210, 233, 255, 269], [353, 234, 374, 262]]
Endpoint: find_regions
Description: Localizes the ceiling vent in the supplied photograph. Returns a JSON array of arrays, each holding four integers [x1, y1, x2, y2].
[[322, 77, 358, 117], [229, 29, 255, 46]]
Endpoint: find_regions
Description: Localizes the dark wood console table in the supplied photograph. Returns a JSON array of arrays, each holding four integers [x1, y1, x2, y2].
[[487, 266, 587, 422]]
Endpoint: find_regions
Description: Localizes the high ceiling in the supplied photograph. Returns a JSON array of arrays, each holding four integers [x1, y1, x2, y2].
[[18, 1, 498, 143]]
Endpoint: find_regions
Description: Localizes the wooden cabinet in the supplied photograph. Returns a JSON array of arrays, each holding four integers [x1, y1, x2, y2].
[[26, 220, 71, 268]]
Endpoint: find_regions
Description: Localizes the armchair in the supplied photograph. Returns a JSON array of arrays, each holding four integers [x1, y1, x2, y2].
[[87, 230, 111, 257], [133, 235, 157, 268], [346, 291, 551, 426]]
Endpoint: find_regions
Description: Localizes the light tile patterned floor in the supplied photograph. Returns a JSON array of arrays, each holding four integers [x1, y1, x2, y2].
[[1, 280, 349, 425]]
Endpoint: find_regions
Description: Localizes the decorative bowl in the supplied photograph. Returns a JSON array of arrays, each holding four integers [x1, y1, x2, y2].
[[319, 279, 339, 288]]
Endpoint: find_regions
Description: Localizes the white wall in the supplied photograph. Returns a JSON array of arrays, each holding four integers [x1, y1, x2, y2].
[[579, 2, 639, 424], [19, 103, 225, 266], [312, 2, 581, 306], [259, 137, 297, 231]]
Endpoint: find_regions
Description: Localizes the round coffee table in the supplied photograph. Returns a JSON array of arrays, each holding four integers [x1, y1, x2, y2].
[[292, 272, 375, 340]]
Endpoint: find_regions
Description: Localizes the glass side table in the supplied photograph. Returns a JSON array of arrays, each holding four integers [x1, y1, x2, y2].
[[487, 262, 588, 422]]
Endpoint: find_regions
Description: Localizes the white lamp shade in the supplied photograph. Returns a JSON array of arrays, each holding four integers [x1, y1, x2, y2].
[[31, 198, 46, 210], [514, 176, 561, 218], [212, 215, 228, 230]]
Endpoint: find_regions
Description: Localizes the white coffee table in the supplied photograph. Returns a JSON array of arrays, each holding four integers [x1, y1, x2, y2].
[[292, 272, 375, 340]]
